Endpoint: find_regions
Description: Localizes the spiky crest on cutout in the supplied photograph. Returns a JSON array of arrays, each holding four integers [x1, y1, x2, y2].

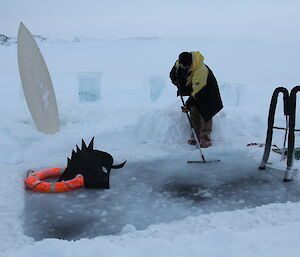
[[81, 139, 87, 150], [66, 138, 95, 168], [88, 137, 94, 150]]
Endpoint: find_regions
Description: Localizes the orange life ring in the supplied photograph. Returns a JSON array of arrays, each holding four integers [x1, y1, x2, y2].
[[25, 168, 84, 193]]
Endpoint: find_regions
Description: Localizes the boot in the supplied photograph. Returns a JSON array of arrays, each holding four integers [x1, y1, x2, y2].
[[188, 133, 197, 145], [199, 135, 212, 148], [188, 138, 197, 145]]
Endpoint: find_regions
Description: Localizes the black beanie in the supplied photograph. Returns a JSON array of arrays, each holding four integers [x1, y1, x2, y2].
[[178, 52, 192, 67]]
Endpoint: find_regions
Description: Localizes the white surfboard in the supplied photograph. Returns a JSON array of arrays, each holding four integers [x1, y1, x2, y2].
[[17, 23, 59, 134]]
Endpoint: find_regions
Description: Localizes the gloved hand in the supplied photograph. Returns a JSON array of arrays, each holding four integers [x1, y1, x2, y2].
[[181, 105, 190, 113]]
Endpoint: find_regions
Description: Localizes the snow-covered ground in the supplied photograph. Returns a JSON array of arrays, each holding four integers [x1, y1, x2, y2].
[[1, 34, 300, 256]]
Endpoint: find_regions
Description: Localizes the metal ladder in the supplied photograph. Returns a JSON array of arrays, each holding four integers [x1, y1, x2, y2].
[[259, 86, 300, 181]]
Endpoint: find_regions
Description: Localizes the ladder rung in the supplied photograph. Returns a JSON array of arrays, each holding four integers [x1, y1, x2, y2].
[[273, 126, 300, 132], [273, 126, 287, 130]]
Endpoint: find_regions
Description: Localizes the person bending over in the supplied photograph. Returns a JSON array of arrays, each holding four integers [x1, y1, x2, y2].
[[170, 51, 223, 147]]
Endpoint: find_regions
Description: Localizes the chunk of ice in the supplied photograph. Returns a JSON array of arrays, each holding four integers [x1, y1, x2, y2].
[[77, 71, 102, 102], [149, 76, 165, 102]]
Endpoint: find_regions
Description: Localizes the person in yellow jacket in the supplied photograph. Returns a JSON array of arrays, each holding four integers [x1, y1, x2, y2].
[[170, 51, 223, 147]]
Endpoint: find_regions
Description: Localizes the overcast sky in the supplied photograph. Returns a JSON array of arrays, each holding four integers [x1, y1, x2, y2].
[[1, 0, 300, 42]]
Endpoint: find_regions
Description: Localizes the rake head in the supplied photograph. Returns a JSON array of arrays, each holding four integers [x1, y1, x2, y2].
[[187, 160, 220, 164]]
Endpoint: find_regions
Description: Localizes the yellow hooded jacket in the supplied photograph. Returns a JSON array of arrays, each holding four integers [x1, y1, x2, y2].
[[174, 51, 208, 97], [171, 51, 223, 121], [188, 51, 209, 97]]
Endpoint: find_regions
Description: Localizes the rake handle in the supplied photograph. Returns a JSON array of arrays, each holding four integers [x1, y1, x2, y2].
[[180, 95, 206, 162]]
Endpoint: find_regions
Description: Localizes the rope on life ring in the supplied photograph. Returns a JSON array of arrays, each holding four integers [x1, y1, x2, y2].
[[25, 167, 84, 193]]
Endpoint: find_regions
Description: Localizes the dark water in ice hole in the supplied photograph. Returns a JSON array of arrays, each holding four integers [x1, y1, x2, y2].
[[23, 151, 300, 241]]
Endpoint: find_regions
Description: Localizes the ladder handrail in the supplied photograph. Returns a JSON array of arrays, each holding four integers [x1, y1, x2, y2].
[[285, 86, 300, 181], [259, 87, 289, 169]]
